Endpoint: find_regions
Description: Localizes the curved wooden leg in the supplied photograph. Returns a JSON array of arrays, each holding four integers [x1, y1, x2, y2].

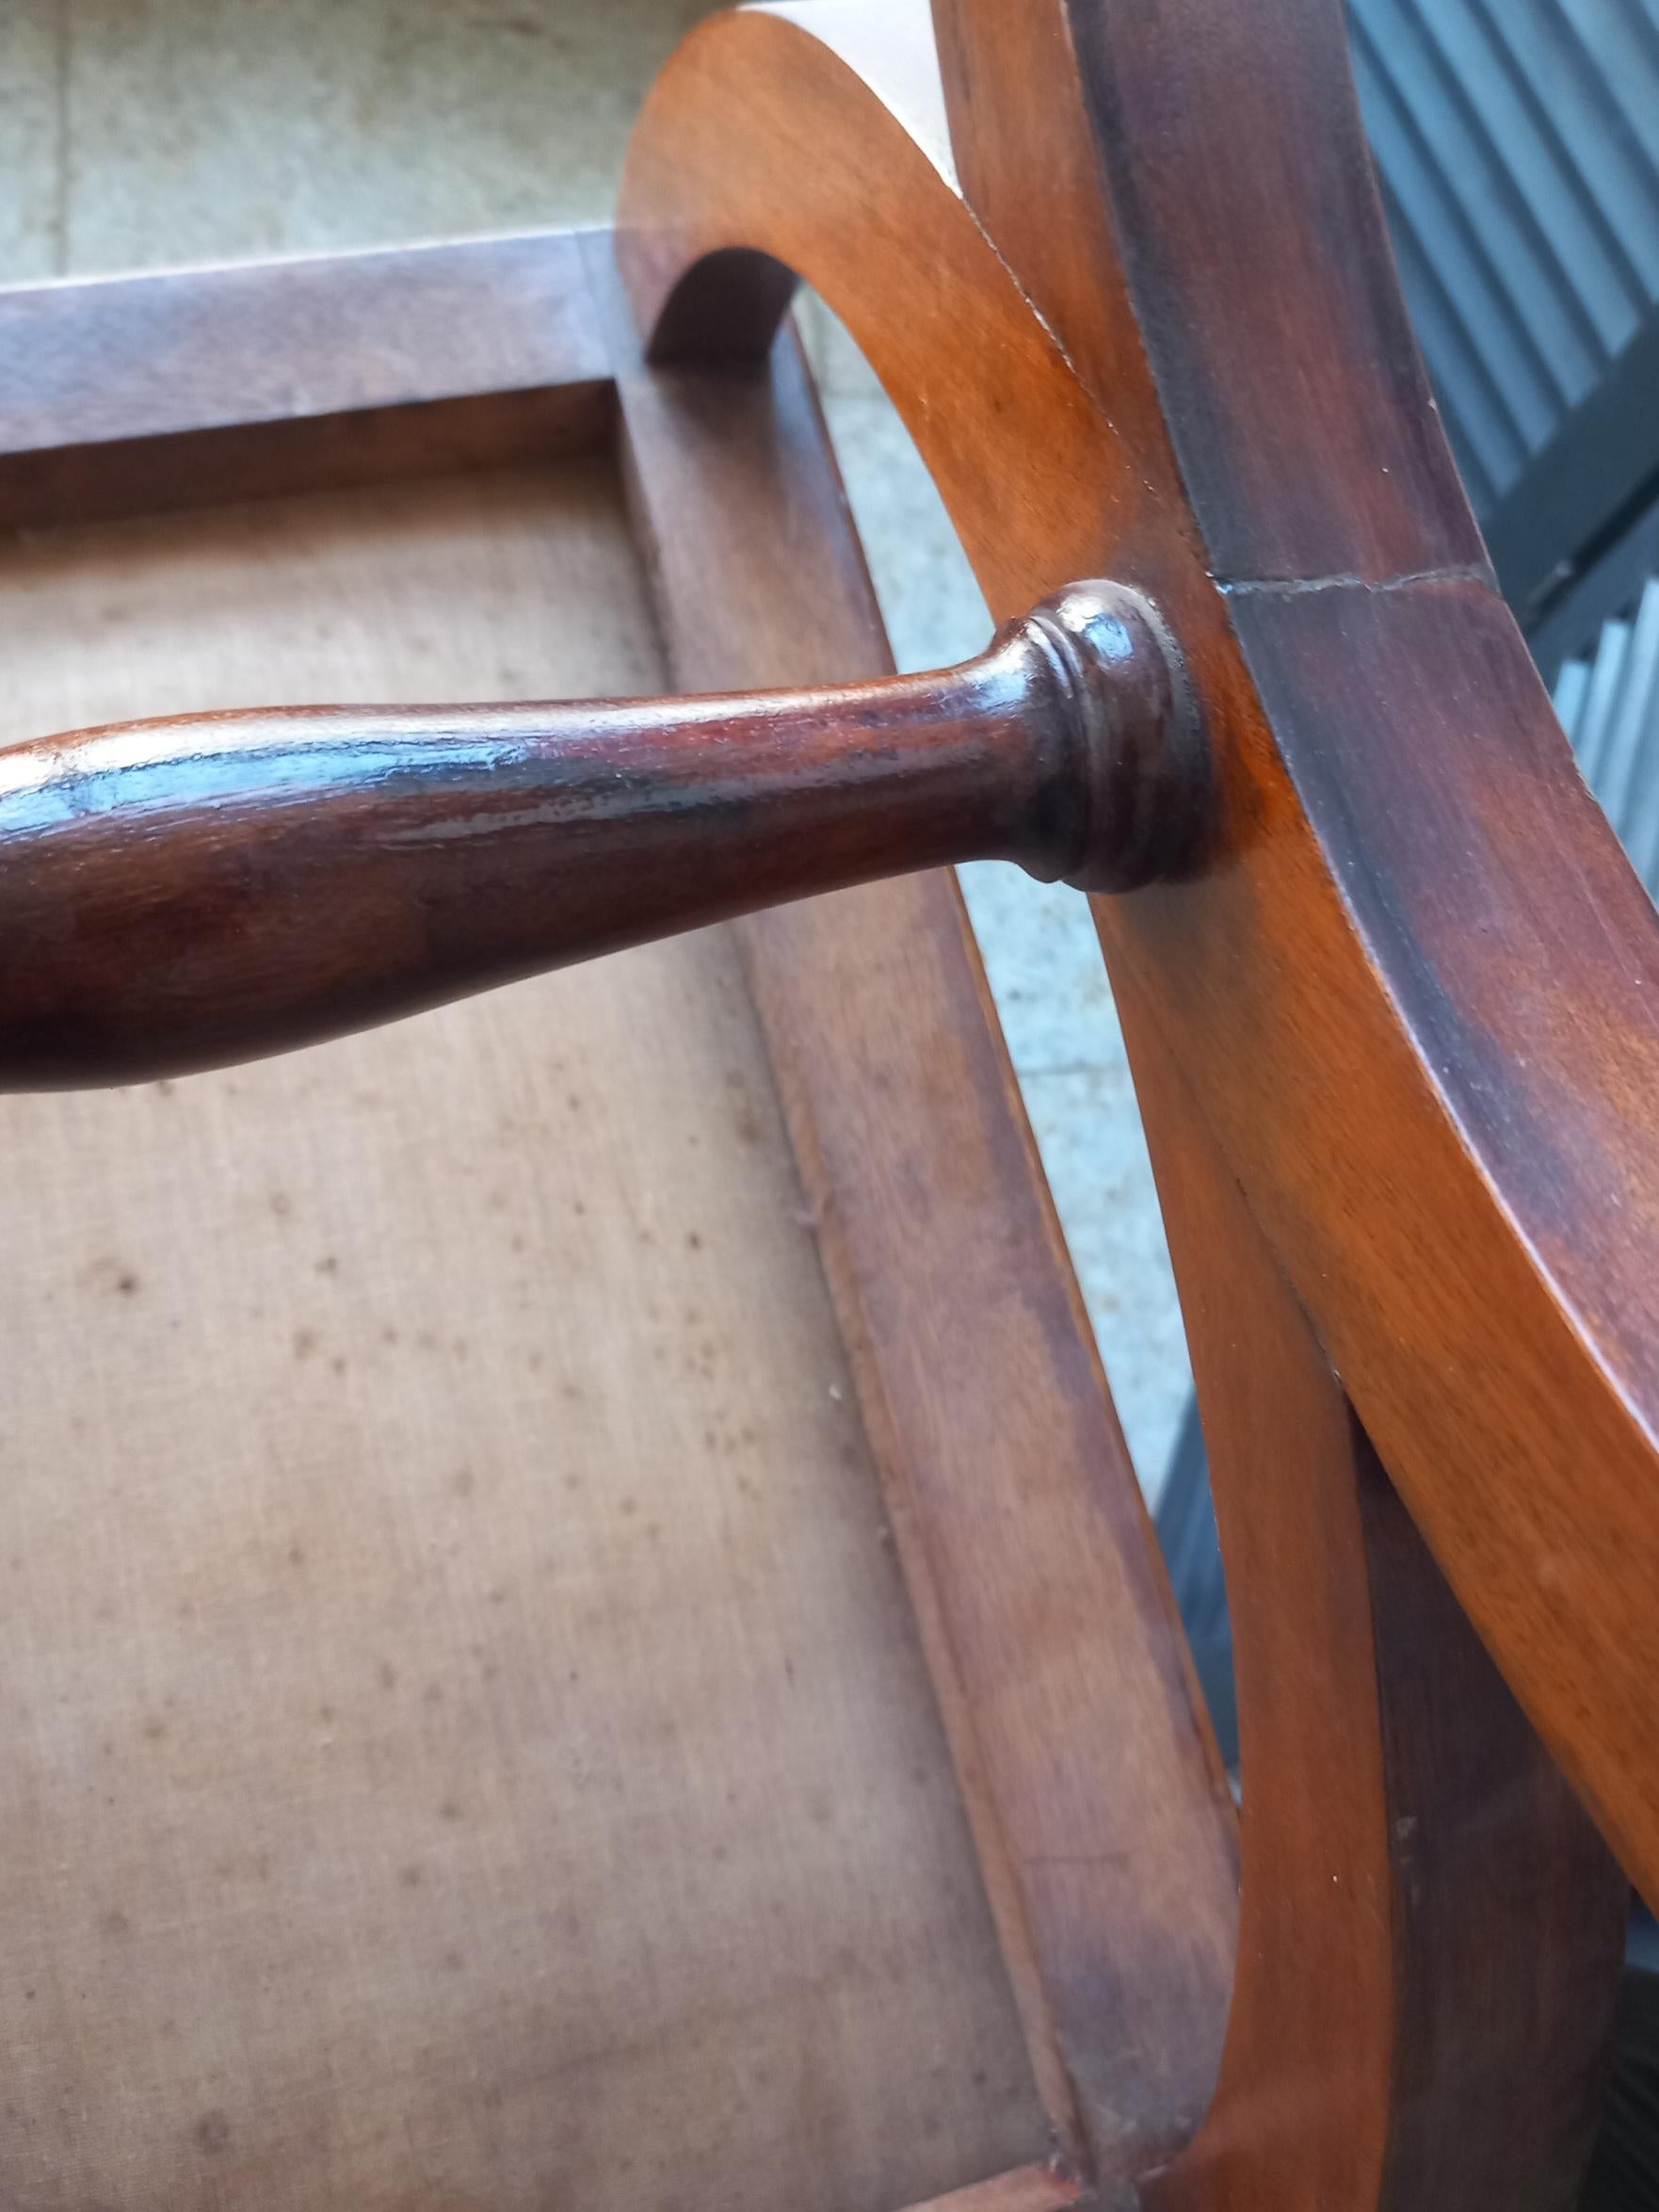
[[1118, 972, 1625, 2210]]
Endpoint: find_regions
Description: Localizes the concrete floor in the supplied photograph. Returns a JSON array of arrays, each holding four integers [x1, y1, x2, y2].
[[0, 0, 1191, 1497]]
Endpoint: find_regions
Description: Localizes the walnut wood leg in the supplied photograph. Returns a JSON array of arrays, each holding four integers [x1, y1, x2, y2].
[[1118, 972, 1626, 2212]]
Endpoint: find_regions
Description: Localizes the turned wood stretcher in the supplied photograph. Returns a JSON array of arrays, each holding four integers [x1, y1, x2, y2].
[[0, 3, 1654, 2206]]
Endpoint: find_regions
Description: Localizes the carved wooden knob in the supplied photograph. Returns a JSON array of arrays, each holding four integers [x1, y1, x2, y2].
[[0, 580, 1201, 1089]]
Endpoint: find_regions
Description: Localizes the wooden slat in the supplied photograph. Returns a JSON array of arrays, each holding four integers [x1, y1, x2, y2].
[[0, 233, 614, 529], [589, 230, 1238, 2184]]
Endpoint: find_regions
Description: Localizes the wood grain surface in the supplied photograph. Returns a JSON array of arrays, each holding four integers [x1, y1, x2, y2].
[[12, 0, 1652, 2184], [0, 234, 613, 528], [618, 0, 1659, 1913], [618, 0, 1653, 2200], [1120, 973, 1624, 2212], [599, 237, 1238, 2188]]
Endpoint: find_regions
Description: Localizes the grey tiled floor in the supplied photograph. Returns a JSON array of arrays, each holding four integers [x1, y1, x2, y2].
[[0, 0, 1191, 1498]]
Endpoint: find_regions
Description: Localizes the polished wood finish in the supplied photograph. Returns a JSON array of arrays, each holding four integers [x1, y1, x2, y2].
[[0, 234, 613, 529], [0, 580, 1196, 1089], [597, 241, 1238, 2185], [621, 0, 1659, 1913], [616, 0, 1655, 2203], [1122, 974, 1624, 2211], [7, 0, 1659, 2202], [920, 0, 1659, 1916]]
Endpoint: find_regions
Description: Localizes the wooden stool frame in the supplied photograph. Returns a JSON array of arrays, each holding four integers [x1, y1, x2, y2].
[[0, 2, 1654, 2206]]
